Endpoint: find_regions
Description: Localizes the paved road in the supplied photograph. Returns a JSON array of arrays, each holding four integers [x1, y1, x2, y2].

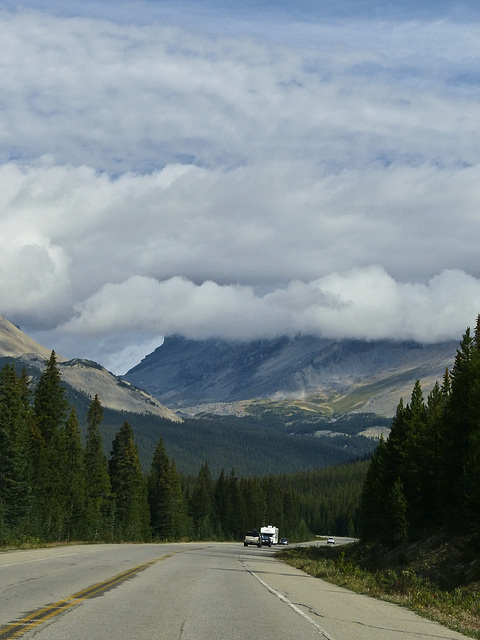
[[0, 543, 470, 639]]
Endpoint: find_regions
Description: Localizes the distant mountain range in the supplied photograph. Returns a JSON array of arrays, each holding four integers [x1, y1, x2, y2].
[[0, 314, 462, 474], [0, 315, 387, 474], [124, 334, 458, 418], [0, 315, 180, 422], [1, 313, 459, 422]]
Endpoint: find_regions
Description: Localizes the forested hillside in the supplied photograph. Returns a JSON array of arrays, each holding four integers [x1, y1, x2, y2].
[[0, 351, 367, 544], [359, 317, 480, 545], [0, 352, 379, 475]]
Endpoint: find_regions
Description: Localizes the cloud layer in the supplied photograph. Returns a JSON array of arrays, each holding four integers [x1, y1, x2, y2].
[[2, 3, 480, 373]]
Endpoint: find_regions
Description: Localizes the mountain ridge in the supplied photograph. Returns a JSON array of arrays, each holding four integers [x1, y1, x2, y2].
[[124, 334, 458, 417], [0, 316, 180, 422]]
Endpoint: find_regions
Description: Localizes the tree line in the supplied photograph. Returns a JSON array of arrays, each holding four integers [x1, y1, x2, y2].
[[0, 351, 365, 545], [359, 317, 480, 546]]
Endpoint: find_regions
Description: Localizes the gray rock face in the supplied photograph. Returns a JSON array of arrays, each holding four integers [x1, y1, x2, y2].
[[123, 335, 458, 415]]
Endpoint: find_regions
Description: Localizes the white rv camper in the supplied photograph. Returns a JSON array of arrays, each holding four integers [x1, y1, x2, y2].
[[260, 525, 279, 545]]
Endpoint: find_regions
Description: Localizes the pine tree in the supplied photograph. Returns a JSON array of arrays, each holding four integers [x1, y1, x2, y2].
[[32, 352, 71, 539], [0, 365, 31, 538], [166, 460, 189, 540], [463, 314, 480, 533], [84, 395, 112, 540], [148, 438, 188, 540], [359, 436, 390, 541], [442, 328, 480, 521], [34, 351, 68, 445], [26, 418, 47, 537], [60, 409, 87, 540], [262, 475, 284, 532], [226, 469, 243, 540], [420, 382, 446, 527], [109, 422, 150, 541], [282, 487, 301, 539], [388, 478, 408, 544], [190, 462, 214, 539], [402, 380, 427, 535], [214, 469, 229, 539], [148, 437, 171, 539]]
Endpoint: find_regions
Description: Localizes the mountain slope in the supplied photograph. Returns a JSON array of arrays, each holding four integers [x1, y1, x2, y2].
[[0, 315, 61, 360], [0, 315, 180, 422], [124, 335, 458, 417]]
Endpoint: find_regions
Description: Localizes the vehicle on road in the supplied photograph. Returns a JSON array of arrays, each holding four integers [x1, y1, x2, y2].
[[327, 537, 335, 544], [261, 534, 272, 547], [280, 538, 288, 545], [244, 530, 262, 547], [260, 525, 279, 545]]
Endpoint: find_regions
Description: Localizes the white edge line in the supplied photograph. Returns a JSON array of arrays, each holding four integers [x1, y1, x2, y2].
[[243, 560, 337, 640]]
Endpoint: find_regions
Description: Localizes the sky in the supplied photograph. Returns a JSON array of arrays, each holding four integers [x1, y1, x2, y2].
[[2, 0, 480, 374]]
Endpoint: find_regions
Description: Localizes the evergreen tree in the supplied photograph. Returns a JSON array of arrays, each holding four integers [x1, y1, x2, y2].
[[388, 477, 408, 544], [225, 469, 242, 540], [33, 352, 71, 539], [0, 365, 31, 538], [442, 328, 480, 521], [148, 437, 188, 540], [402, 380, 427, 535], [34, 351, 68, 445], [421, 382, 446, 528], [463, 314, 480, 533], [214, 469, 229, 538], [109, 421, 150, 541], [240, 476, 265, 533], [166, 460, 189, 540], [26, 418, 46, 537], [262, 475, 284, 531], [359, 317, 480, 545], [84, 395, 112, 540], [359, 436, 390, 541], [148, 437, 171, 539], [190, 462, 214, 539], [60, 408, 87, 540]]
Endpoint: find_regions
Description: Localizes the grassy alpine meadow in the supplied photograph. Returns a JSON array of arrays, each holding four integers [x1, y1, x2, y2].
[[277, 540, 480, 640]]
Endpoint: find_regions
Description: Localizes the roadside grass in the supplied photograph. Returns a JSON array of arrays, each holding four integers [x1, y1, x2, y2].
[[277, 544, 480, 639], [0, 537, 86, 551]]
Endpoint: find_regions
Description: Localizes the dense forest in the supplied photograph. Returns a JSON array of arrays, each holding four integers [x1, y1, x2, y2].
[[359, 317, 480, 546], [0, 354, 379, 477], [0, 351, 366, 544]]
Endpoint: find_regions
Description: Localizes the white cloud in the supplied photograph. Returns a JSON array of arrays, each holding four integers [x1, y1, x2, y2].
[[60, 268, 480, 348], [1, 5, 480, 372]]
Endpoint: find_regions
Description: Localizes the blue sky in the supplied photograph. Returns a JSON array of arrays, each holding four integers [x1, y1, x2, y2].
[[2, 0, 480, 373]]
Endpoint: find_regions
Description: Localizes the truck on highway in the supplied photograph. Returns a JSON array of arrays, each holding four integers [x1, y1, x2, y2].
[[260, 525, 279, 545]]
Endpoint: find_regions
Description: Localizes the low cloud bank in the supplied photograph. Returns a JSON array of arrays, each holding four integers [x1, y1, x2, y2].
[[61, 267, 480, 346]]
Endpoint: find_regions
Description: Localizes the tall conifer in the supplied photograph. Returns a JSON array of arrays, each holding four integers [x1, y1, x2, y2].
[[109, 421, 150, 541], [0, 365, 31, 537], [34, 351, 68, 445], [61, 408, 87, 540], [84, 395, 112, 540], [33, 352, 70, 538]]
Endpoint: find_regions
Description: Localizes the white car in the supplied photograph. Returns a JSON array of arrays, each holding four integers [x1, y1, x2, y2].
[[327, 537, 335, 544]]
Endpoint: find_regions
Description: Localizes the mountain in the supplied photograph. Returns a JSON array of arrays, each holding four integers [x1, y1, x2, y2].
[[0, 315, 180, 422], [0, 316, 381, 474], [124, 335, 458, 417], [0, 315, 56, 360]]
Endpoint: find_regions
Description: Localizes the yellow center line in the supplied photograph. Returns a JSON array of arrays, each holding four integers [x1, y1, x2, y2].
[[0, 551, 179, 639]]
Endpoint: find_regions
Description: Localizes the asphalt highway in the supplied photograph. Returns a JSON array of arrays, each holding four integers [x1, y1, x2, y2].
[[0, 542, 470, 640]]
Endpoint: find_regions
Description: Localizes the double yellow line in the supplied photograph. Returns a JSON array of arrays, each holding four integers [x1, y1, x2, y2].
[[0, 552, 176, 639]]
